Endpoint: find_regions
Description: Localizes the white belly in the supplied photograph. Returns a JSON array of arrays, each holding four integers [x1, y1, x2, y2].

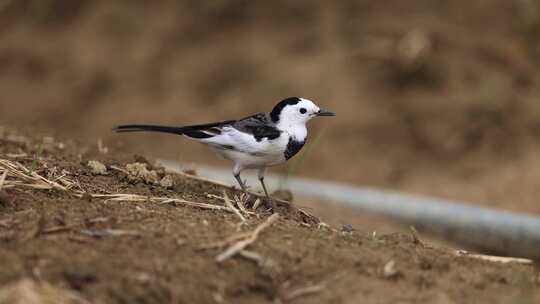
[[208, 134, 289, 168], [214, 148, 285, 168], [191, 125, 295, 169]]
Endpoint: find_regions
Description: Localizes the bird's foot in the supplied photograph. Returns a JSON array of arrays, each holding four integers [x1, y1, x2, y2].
[[263, 197, 275, 212]]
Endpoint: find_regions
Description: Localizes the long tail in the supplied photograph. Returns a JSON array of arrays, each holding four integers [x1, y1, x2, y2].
[[113, 120, 236, 139], [114, 124, 186, 135]]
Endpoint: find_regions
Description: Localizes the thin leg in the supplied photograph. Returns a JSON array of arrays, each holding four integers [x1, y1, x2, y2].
[[234, 173, 249, 193], [233, 164, 251, 203], [258, 167, 275, 211]]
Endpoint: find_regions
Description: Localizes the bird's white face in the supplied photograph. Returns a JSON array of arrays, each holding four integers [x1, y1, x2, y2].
[[278, 98, 332, 125]]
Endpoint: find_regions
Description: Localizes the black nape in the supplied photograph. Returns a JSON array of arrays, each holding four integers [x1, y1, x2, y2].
[[270, 97, 301, 122]]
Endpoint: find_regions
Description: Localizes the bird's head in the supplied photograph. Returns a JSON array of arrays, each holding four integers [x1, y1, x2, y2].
[[270, 97, 335, 126]]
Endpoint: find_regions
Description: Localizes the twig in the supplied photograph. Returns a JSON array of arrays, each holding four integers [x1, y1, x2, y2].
[[222, 191, 246, 222], [216, 213, 279, 263]]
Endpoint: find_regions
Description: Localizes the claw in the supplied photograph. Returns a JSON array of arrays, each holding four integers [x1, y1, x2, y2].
[[263, 197, 275, 211]]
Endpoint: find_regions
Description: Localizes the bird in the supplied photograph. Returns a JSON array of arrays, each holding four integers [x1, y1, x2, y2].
[[114, 97, 335, 211]]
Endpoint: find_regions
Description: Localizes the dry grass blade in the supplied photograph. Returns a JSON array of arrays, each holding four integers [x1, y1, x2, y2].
[[109, 165, 129, 174], [186, 172, 320, 223], [0, 159, 75, 193], [238, 250, 264, 265], [222, 190, 246, 222], [208, 193, 254, 216], [234, 194, 250, 214], [454, 250, 532, 264], [92, 193, 235, 212], [164, 198, 234, 212], [4, 153, 28, 158], [0, 157, 316, 233], [283, 284, 325, 301], [251, 198, 261, 210], [409, 226, 425, 247], [216, 213, 279, 263], [0, 170, 7, 191]]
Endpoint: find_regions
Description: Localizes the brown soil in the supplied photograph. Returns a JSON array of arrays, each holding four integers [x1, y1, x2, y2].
[[2, 1, 540, 218], [1, 129, 539, 303], [2, 2, 540, 302]]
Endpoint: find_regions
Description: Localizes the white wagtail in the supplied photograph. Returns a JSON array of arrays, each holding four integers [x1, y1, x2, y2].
[[114, 97, 335, 210]]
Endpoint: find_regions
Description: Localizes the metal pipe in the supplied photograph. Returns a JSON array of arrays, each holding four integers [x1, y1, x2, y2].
[[159, 159, 540, 260]]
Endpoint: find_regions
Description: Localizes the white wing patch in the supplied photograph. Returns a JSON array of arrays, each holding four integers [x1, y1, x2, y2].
[[197, 127, 284, 156]]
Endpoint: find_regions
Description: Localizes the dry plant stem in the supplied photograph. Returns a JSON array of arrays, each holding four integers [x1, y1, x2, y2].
[[109, 165, 129, 175], [180, 172, 288, 206], [222, 191, 246, 222], [216, 213, 279, 263], [252, 198, 262, 210], [283, 284, 325, 301], [238, 250, 265, 265], [409, 226, 425, 247], [91, 193, 235, 212], [234, 194, 251, 216], [207, 193, 254, 216], [454, 250, 532, 264], [180, 171, 318, 222], [0, 159, 78, 193], [43, 224, 78, 234], [0, 170, 7, 191]]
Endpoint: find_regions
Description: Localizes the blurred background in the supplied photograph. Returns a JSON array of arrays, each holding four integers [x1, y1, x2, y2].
[[1, 0, 540, 218]]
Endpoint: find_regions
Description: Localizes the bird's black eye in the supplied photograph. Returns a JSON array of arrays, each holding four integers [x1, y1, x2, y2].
[[299, 108, 307, 114]]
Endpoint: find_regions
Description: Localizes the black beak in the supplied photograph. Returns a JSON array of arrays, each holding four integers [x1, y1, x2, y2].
[[316, 109, 336, 117]]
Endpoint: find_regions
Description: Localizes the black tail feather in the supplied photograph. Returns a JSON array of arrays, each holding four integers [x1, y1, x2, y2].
[[113, 120, 237, 138], [113, 125, 186, 135]]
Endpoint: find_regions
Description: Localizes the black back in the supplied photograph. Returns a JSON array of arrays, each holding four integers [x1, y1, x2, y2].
[[232, 113, 281, 142]]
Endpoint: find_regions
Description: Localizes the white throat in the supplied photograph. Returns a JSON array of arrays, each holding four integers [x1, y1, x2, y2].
[[276, 121, 307, 141]]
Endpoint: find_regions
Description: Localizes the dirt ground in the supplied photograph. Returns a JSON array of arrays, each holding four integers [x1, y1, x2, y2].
[[2, 1, 540, 217], [2, 2, 540, 302], [1, 128, 539, 304]]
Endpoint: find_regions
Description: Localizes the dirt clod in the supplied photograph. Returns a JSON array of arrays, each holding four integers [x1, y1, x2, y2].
[[159, 175, 174, 188], [125, 162, 159, 184], [87, 160, 107, 175], [383, 260, 400, 279]]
